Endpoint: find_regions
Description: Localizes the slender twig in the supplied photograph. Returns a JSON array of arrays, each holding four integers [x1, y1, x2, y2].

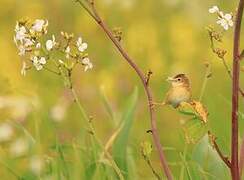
[[208, 32, 244, 97], [231, 0, 244, 179], [144, 158, 162, 180], [208, 131, 231, 168], [199, 63, 211, 101], [74, 1, 173, 179]]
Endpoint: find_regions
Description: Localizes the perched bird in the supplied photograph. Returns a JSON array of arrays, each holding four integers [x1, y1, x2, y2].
[[153, 74, 192, 108]]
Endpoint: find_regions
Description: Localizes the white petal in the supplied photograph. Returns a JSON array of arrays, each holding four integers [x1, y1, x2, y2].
[[35, 64, 43, 71], [223, 23, 229, 30], [82, 57, 90, 64], [81, 43, 88, 50], [24, 38, 34, 47], [46, 40, 53, 51], [224, 13, 232, 20], [228, 20, 234, 26], [77, 37, 82, 46], [209, 6, 219, 13], [36, 43, 41, 49], [32, 19, 45, 32], [39, 57, 46, 64]]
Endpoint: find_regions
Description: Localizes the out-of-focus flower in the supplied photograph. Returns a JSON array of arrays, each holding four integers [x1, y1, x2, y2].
[[208, 5, 233, 30], [65, 46, 70, 59], [10, 137, 29, 157], [209, 6, 219, 13], [31, 19, 48, 33], [77, 37, 88, 52], [82, 57, 93, 71], [31, 56, 46, 70], [29, 155, 44, 175], [50, 104, 67, 122], [46, 35, 56, 51], [0, 123, 14, 142], [0, 96, 39, 122]]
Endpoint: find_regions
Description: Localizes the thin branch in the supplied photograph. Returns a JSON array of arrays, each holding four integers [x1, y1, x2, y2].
[[208, 131, 231, 168], [199, 63, 211, 101], [145, 158, 162, 180], [208, 31, 244, 97], [231, 0, 244, 179], [75, 0, 173, 179]]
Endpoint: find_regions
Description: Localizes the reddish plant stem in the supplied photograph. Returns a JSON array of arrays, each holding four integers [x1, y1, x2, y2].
[[232, 0, 244, 179], [76, 1, 173, 179]]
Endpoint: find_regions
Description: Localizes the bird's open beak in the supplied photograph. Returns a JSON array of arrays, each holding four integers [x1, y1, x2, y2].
[[166, 77, 176, 82]]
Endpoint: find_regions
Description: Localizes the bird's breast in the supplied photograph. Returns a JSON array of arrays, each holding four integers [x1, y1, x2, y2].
[[166, 87, 191, 108]]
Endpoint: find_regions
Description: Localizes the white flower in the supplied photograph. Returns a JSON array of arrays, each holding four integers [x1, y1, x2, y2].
[[31, 19, 48, 32], [65, 46, 70, 59], [77, 37, 88, 52], [31, 56, 46, 70], [0, 123, 14, 142], [24, 38, 34, 47], [82, 57, 93, 71], [217, 13, 233, 30], [209, 6, 219, 13], [15, 24, 26, 42], [46, 35, 56, 51], [21, 61, 27, 76], [36, 43, 41, 49], [29, 155, 44, 175], [209, 6, 234, 31], [10, 137, 29, 157]]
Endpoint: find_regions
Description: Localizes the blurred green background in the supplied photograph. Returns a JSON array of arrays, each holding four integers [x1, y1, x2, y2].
[[0, 0, 244, 179]]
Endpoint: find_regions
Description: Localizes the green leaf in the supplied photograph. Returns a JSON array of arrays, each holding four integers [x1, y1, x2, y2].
[[182, 117, 208, 144], [192, 136, 229, 179], [99, 86, 116, 123], [177, 102, 197, 116], [112, 87, 138, 178]]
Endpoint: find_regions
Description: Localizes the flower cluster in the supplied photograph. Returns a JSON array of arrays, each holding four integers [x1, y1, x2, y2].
[[14, 18, 93, 76], [208, 5, 234, 30]]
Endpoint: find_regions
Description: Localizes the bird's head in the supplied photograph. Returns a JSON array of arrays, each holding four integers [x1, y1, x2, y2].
[[167, 74, 190, 87]]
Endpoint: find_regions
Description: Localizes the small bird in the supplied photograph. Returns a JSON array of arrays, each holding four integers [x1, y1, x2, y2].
[[153, 73, 192, 108]]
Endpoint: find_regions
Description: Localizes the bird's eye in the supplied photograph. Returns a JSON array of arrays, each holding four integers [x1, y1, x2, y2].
[[177, 78, 181, 81]]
